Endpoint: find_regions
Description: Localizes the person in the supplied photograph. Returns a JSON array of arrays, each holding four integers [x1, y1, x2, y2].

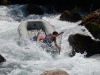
[[43, 31, 64, 50]]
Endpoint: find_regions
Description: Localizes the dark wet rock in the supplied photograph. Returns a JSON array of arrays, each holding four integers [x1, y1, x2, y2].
[[0, 54, 6, 63], [1, 0, 10, 5], [27, 3, 44, 15], [60, 10, 82, 22], [79, 9, 100, 39], [68, 33, 100, 57]]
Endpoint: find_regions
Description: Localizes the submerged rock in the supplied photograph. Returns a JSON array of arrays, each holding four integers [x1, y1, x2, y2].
[[40, 69, 69, 75], [0, 54, 6, 63]]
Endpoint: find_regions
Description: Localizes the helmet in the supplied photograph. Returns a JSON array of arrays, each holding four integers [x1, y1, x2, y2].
[[53, 31, 58, 35]]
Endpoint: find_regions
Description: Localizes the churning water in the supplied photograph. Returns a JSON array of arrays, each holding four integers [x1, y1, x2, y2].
[[0, 5, 100, 75]]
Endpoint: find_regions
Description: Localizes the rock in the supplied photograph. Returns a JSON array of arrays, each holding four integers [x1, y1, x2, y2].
[[68, 33, 100, 57], [40, 69, 69, 75], [79, 9, 100, 39], [0, 54, 6, 63], [27, 3, 44, 15], [1, 0, 9, 5], [60, 10, 82, 22]]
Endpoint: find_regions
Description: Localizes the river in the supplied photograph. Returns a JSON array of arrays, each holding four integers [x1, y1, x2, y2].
[[0, 4, 100, 75]]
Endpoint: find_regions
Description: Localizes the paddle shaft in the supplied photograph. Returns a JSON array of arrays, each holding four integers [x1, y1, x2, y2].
[[58, 33, 63, 55]]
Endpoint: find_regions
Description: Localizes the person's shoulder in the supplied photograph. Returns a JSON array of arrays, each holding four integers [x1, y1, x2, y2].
[[46, 33, 53, 37]]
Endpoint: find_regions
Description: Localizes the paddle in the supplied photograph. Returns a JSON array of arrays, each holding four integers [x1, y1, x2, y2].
[[59, 49, 60, 55], [58, 31, 64, 55], [58, 29, 66, 55]]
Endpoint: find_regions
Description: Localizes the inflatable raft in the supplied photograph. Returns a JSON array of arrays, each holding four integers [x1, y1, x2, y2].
[[18, 19, 61, 50]]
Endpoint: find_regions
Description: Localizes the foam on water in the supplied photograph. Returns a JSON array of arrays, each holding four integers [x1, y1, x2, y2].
[[0, 5, 100, 75]]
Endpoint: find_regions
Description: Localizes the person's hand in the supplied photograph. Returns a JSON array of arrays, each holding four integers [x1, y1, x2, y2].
[[60, 31, 64, 34], [58, 46, 61, 50]]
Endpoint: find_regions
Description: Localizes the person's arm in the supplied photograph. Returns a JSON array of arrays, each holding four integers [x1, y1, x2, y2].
[[56, 31, 64, 37], [54, 38, 61, 50]]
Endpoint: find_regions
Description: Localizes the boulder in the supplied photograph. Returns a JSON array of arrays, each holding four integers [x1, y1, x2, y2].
[[27, 3, 44, 15], [40, 69, 69, 75], [79, 9, 100, 39], [1, 0, 9, 5], [68, 33, 100, 57], [0, 54, 6, 63], [60, 10, 82, 22]]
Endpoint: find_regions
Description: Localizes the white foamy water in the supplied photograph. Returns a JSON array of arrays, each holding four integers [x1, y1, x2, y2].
[[0, 5, 100, 75]]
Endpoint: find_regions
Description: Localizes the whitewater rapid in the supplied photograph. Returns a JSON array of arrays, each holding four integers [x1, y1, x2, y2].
[[0, 5, 100, 75]]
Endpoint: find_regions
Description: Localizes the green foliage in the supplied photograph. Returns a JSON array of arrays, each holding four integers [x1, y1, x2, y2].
[[85, 14, 91, 20], [90, 22, 100, 32], [74, 6, 78, 12]]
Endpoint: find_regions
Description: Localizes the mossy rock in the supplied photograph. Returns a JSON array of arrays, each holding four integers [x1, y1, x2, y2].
[[60, 10, 72, 20], [79, 9, 100, 25], [60, 10, 81, 22], [2, 0, 9, 5], [89, 22, 100, 32], [79, 9, 100, 39]]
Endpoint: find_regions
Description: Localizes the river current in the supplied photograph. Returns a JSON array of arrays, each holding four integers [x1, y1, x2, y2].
[[0, 4, 100, 75]]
